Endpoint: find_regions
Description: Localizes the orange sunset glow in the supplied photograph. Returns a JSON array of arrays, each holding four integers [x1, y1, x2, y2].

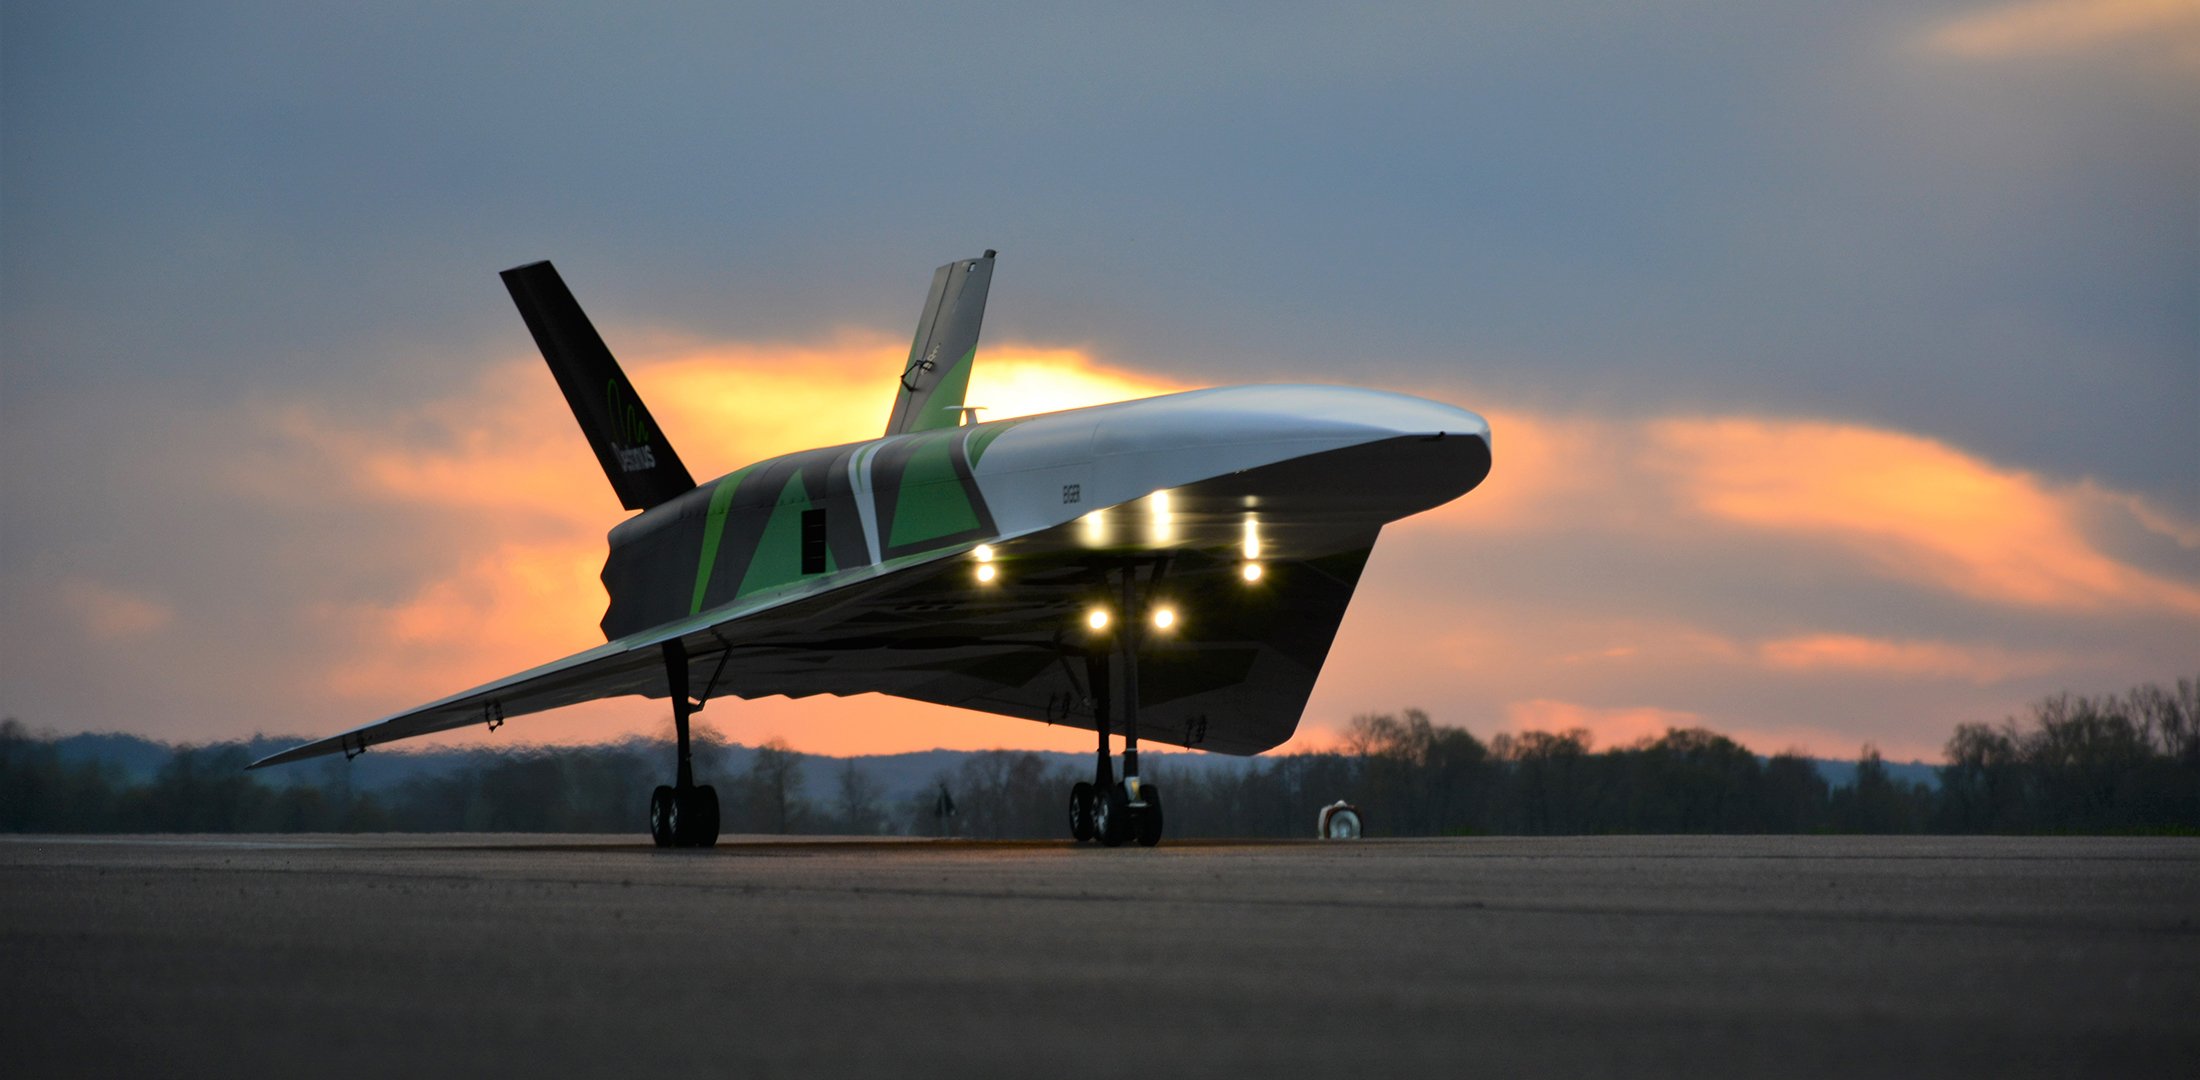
[[1653, 418, 2200, 615]]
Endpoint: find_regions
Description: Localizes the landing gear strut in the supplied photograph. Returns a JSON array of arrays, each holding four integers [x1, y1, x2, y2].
[[1070, 566, 1165, 848], [652, 640, 720, 848]]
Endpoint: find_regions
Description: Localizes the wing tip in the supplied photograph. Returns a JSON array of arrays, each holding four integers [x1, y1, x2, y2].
[[245, 742, 326, 770]]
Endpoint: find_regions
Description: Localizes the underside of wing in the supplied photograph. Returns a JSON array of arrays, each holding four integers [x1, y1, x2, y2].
[[679, 526, 1378, 756], [245, 641, 669, 768]]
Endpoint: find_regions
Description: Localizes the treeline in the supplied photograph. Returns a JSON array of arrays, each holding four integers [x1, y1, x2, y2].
[[934, 679, 2196, 838], [4, 678, 2194, 837], [0, 727, 918, 836], [1130, 682, 2195, 837]]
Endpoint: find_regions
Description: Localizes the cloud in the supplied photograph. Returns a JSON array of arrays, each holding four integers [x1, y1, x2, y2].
[[317, 541, 608, 704], [2081, 482, 2200, 549], [1492, 695, 1941, 763], [56, 578, 175, 641], [1756, 634, 2069, 684], [1924, 0, 2200, 64], [1411, 402, 2199, 613], [1428, 407, 1623, 532], [1416, 612, 2065, 688], [1650, 417, 2200, 615]]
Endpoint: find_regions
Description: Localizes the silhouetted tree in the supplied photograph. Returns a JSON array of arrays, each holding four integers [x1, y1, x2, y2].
[[925, 751, 1065, 838], [1938, 721, 2031, 832], [1762, 751, 1830, 833], [1830, 745, 1931, 833], [734, 738, 808, 833], [1491, 728, 1593, 834], [826, 761, 889, 835], [2025, 693, 2159, 830], [1619, 728, 1765, 833], [1348, 709, 1493, 835], [1, 718, 125, 831]]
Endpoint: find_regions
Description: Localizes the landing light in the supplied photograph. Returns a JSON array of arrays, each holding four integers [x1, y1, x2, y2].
[[973, 544, 994, 563], [1087, 608, 1111, 631], [1152, 606, 1176, 631], [975, 563, 997, 584], [1242, 562, 1264, 583]]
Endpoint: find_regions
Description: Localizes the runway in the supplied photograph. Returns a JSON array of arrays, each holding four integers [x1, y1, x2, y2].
[[4, 835, 2195, 1077]]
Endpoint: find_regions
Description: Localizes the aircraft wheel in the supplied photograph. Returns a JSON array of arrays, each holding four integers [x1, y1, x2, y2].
[[668, 788, 691, 847], [667, 786, 719, 849], [1068, 781, 1096, 842], [1134, 784, 1164, 848], [649, 785, 675, 848], [1095, 782, 1131, 847], [693, 784, 721, 848]]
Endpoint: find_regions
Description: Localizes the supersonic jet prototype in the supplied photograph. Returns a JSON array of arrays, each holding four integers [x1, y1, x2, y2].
[[251, 252, 1492, 848]]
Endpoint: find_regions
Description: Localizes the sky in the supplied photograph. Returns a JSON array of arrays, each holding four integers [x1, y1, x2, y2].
[[3, 0, 2195, 763]]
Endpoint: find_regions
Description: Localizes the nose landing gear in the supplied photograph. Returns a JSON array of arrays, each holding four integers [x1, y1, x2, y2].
[[1069, 564, 1168, 848], [1133, 782, 1163, 848]]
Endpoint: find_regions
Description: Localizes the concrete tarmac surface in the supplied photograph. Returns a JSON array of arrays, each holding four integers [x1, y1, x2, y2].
[[3, 834, 2196, 1078]]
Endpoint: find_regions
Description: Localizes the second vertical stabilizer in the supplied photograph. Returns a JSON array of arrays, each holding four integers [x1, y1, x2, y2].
[[886, 250, 995, 436]]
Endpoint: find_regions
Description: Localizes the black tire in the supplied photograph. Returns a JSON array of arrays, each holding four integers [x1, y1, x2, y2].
[[1068, 781, 1096, 843], [1096, 782, 1131, 847], [668, 788, 691, 847], [668, 786, 716, 849], [1135, 784, 1164, 848], [694, 784, 721, 848], [649, 785, 675, 848]]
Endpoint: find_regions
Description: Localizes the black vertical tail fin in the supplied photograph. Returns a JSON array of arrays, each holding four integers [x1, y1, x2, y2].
[[885, 250, 995, 436], [500, 261, 697, 511]]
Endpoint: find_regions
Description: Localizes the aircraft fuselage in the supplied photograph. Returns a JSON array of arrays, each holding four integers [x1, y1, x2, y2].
[[601, 383, 1490, 641]]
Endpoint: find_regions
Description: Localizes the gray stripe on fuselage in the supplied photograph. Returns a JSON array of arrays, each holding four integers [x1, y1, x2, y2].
[[850, 441, 882, 566]]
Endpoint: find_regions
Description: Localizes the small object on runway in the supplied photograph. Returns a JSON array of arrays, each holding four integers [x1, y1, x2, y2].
[[1319, 800, 1362, 839]]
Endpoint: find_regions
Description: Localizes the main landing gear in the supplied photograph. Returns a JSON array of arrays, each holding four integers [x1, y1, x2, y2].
[[1067, 568, 1165, 848], [651, 640, 720, 848], [1069, 772, 1165, 847]]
